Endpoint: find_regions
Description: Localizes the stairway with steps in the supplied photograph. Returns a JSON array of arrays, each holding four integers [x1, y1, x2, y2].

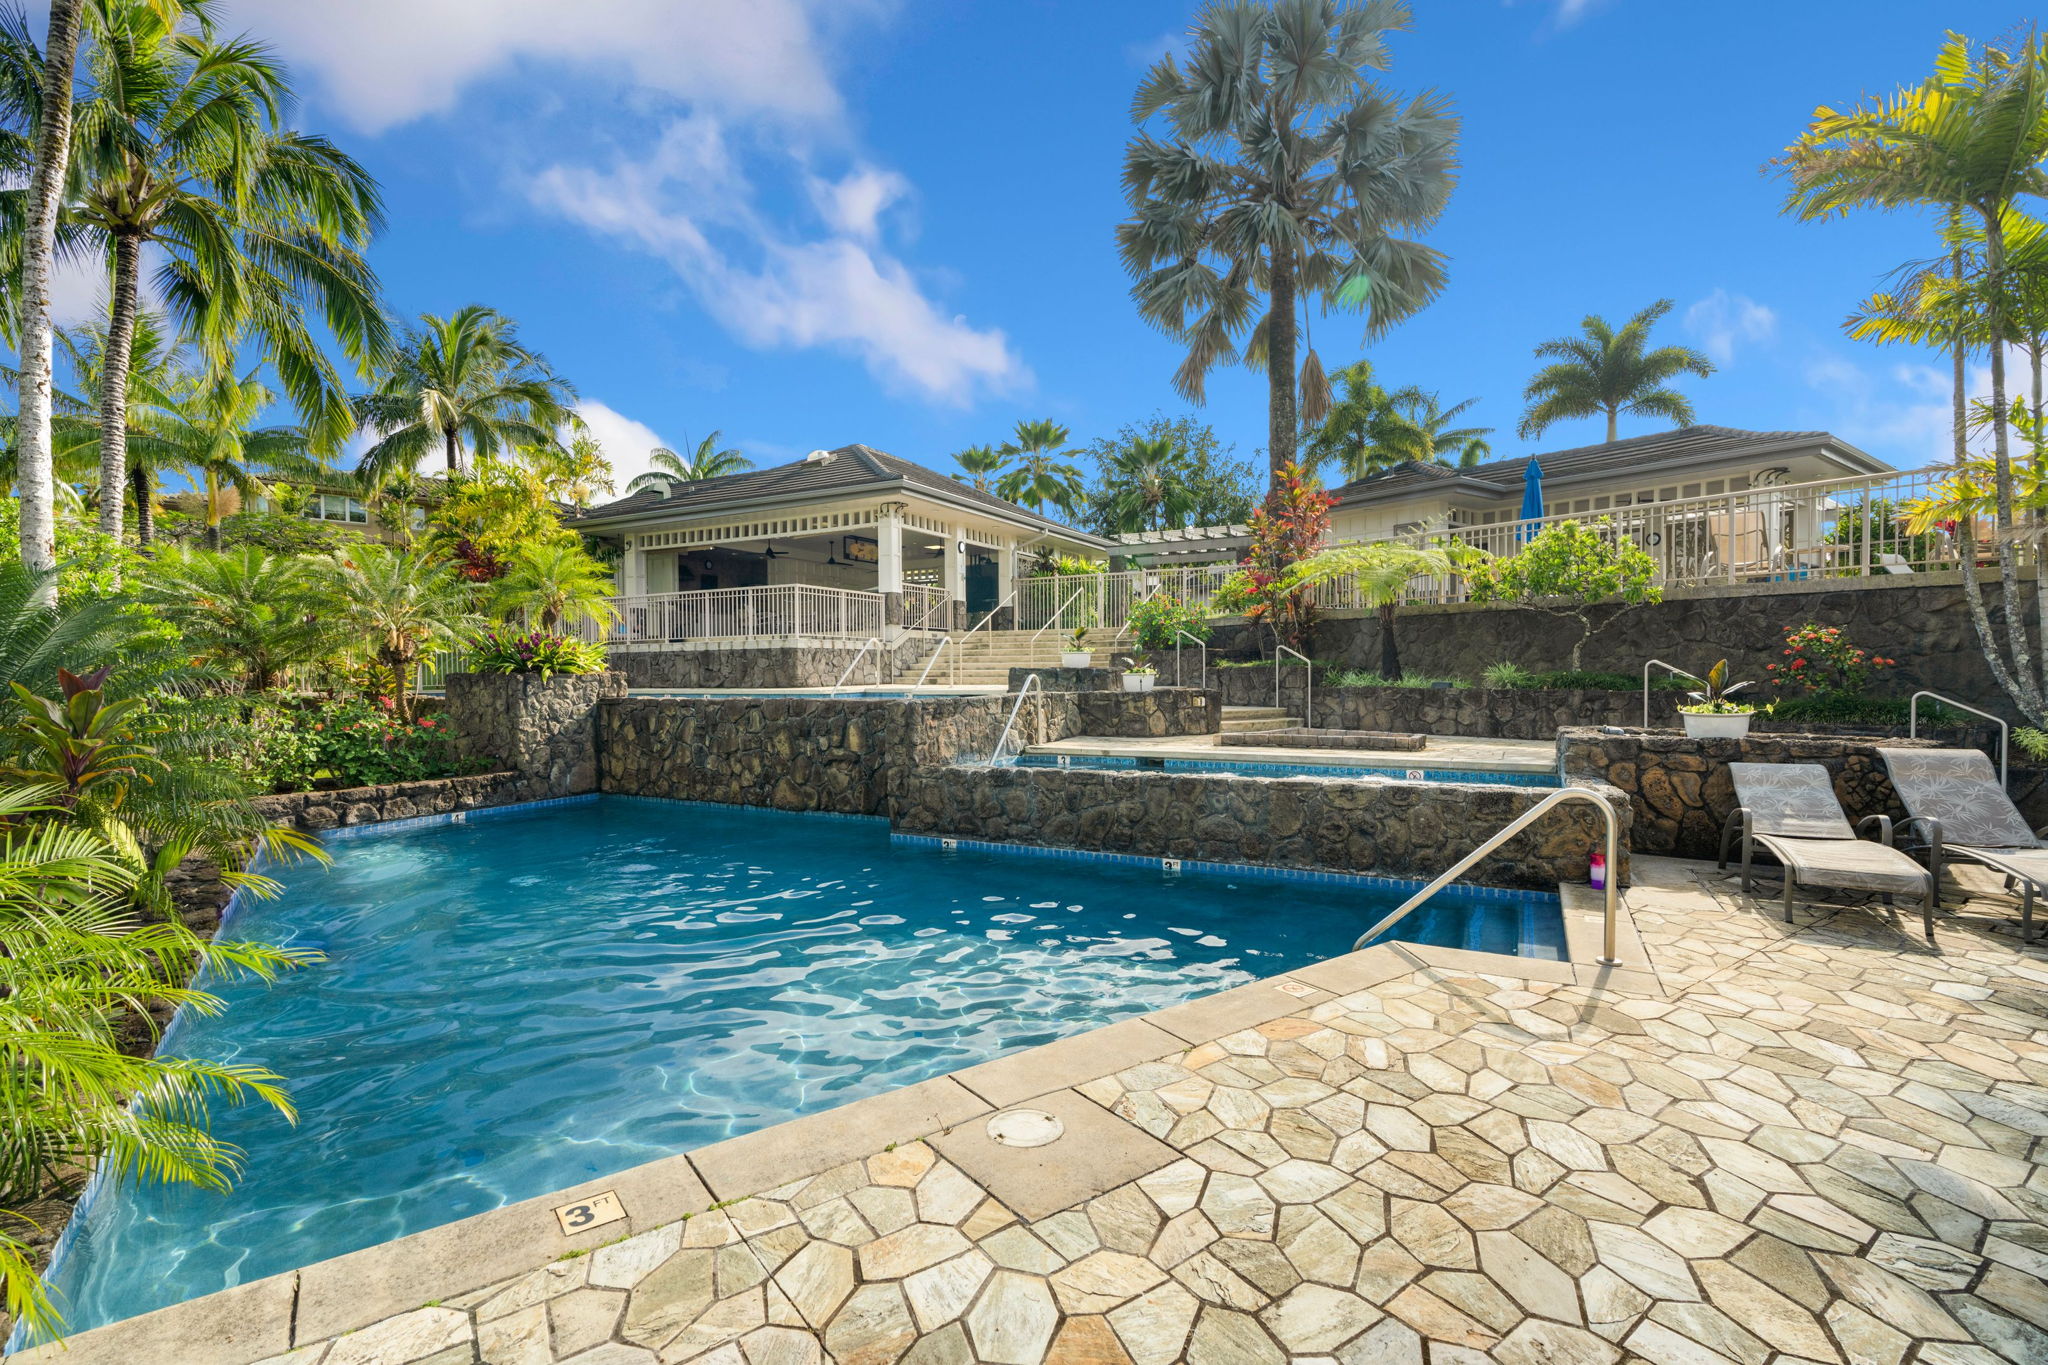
[[1220, 705, 1299, 733]]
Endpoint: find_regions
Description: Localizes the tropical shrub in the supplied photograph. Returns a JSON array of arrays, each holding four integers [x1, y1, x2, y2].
[[1464, 519, 1661, 669], [1212, 463, 1332, 653], [490, 542, 616, 632], [1323, 668, 1466, 689], [1127, 595, 1210, 651], [1281, 540, 1471, 681], [1765, 622, 1894, 698], [140, 548, 340, 692], [468, 629, 608, 679], [321, 545, 484, 720], [305, 698, 471, 787], [1482, 661, 1535, 688]]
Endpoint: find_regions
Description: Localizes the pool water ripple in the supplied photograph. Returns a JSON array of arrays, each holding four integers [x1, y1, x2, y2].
[[40, 798, 1561, 1336]]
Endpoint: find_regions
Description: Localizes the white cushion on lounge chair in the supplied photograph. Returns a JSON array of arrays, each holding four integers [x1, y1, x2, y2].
[[1748, 833, 1934, 897], [1879, 747, 2039, 849], [1728, 763, 1856, 839]]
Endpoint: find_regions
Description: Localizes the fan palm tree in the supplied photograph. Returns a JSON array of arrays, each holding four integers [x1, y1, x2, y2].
[[1780, 31, 2048, 721], [1286, 541, 1467, 680], [6, 0, 85, 606], [950, 444, 1006, 493], [35, 3, 387, 545], [321, 544, 482, 720], [994, 419, 1084, 515], [623, 431, 751, 493], [1119, 0, 1458, 485], [1377, 389, 1492, 467], [1518, 301, 1714, 443], [355, 306, 573, 480], [492, 542, 616, 632], [1100, 435, 1196, 533]]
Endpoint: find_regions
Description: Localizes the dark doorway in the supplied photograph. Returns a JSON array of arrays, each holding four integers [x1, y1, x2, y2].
[[965, 557, 998, 618]]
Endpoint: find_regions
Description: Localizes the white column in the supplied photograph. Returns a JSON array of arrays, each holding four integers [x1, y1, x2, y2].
[[877, 512, 904, 594], [995, 536, 1015, 607], [623, 537, 647, 597], [942, 528, 966, 604]]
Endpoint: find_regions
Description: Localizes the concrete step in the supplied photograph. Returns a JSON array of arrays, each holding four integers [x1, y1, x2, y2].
[[1221, 717, 1300, 733], [1222, 706, 1291, 719]]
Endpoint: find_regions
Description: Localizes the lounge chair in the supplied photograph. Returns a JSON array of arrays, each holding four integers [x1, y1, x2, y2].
[[1718, 762, 1937, 939], [1879, 747, 2041, 940]]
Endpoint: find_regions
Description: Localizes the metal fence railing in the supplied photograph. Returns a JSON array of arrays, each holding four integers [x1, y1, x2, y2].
[[584, 585, 887, 648], [899, 583, 950, 633], [1017, 563, 1237, 631]]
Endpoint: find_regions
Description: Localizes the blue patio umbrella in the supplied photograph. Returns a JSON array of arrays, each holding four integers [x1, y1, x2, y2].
[[1516, 458, 1545, 541]]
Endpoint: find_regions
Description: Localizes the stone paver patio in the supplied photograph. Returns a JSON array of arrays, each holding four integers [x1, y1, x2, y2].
[[25, 857, 2048, 1364]]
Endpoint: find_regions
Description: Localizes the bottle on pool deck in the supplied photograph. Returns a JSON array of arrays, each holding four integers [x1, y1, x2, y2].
[[1588, 852, 1607, 891]]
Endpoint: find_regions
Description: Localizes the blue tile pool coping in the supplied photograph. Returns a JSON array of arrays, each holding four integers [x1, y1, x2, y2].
[[1011, 752, 1559, 787]]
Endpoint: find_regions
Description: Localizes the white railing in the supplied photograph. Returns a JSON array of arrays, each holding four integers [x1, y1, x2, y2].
[[588, 585, 886, 648], [1017, 563, 1236, 631], [899, 583, 950, 633]]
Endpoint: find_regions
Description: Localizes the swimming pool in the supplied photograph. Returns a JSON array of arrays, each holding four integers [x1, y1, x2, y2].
[[38, 797, 1561, 1335], [1013, 752, 1559, 787]]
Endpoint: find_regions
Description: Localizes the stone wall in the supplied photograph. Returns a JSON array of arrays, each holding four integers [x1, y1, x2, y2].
[[445, 671, 626, 800], [1210, 670, 1650, 738], [1553, 727, 2048, 859], [896, 763, 1630, 890], [253, 772, 523, 833], [1211, 573, 2031, 719], [612, 639, 923, 690]]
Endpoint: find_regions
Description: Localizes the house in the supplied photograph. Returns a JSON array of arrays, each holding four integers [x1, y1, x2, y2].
[[568, 445, 1111, 659]]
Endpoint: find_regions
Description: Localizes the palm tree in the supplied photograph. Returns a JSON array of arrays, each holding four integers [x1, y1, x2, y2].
[[49, 3, 387, 544], [138, 547, 336, 690], [623, 431, 751, 492], [1302, 360, 1398, 481], [355, 306, 573, 479], [1518, 301, 1714, 443], [55, 312, 190, 545], [145, 369, 330, 549], [322, 544, 482, 720], [1101, 436, 1196, 533], [1287, 541, 1467, 680], [7, 0, 84, 606], [951, 444, 1006, 493], [1780, 31, 2048, 722], [994, 419, 1084, 515], [526, 432, 614, 510], [1119, 0, 1458, 485], [492, 542, 616, 632], [1377, 389, 1492, 467]]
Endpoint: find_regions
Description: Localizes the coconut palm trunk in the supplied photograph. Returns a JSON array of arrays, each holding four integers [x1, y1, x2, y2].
[[15, 0, 84, 606], [96, 234, 144, 545], [444, 425, 460, 473], [1267, 244, 1299, 481], [130, 463, 153, 546]]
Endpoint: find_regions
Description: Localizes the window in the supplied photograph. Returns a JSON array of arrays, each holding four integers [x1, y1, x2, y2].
[[304, 493, 368, 523]]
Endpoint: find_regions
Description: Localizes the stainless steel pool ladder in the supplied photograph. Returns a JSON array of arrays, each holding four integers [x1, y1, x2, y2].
[[1641, 659, 1702, 728], [1275, 645, 1310, 722], [833, 638, 886, 691], [1910, 689, 2008, 787], [991, 672, 1043, 764], [1173, 629, 1206, 687], [1351, 787, 1622, 966]]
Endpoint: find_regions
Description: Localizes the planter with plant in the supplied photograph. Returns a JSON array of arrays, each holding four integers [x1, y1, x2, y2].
[[1121, 665, 1157, 693], [1678, 659, 1756, 739], [1061, 625, 1092, 669]]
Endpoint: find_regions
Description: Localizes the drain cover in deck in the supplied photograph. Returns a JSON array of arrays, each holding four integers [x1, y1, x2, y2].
[[987, 1108, 1064, 1147]]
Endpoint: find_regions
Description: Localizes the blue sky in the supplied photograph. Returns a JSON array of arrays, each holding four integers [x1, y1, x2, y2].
[[93, 1, 2031, 487]]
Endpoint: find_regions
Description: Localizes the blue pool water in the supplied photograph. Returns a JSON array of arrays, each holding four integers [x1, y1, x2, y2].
[[1014, 752, 1558, 787], [40, 797, 1560, 1334]]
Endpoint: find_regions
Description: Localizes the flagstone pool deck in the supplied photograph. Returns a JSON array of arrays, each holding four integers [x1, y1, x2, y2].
[[21, 856, 2048, 1365]]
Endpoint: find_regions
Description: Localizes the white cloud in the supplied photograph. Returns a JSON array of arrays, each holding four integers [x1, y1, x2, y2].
[[1803, 349, 1974, 467], [46, 253, 106, 328], [1685, 290, 1778, 365], [808, 166, 910, 243], [221, 0, 843, 135], [575, 400, 672, 490], [529, 120, 1024, 405]]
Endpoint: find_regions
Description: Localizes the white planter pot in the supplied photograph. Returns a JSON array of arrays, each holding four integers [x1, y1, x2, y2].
[[1061, 652, 1091, 669], [1122, 674, 1156, 693], [1681, 711, 1754, 740]]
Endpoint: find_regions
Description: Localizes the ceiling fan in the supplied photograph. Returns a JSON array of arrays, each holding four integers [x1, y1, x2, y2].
[[762, 543, 785, 558]]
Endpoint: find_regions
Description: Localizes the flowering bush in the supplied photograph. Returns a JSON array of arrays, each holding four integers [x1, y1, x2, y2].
[[306, 697, 474, 788], [468, 629, 609, 679], [1212, 463, 1332, 652], [1128, 594, 1211, 651], [1766, 622, 1894, 697]]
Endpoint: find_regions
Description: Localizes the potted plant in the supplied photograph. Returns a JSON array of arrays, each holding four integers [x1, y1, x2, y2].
[[1061, 626, 1092, 669], [1121, 665, 1156, 693], [1678, 659, 1756, 739]]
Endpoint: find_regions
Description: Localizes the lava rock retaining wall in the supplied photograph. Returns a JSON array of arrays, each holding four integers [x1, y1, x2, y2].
[[446, 671, 627, 799], [896, 763, 1630, 890], [612, 639, 926, 690], [252, 771, 524, 833]]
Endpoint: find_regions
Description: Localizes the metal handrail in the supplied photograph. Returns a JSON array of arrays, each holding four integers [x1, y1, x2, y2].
[[1173, 629, 1207, 687], [1275, 644, 1311, 723], [962, 590, 1016, 641], [832, 637, 886, 691], [1030, 585, 1087, 646], [1911, 690, 2009, 787], [991, 672, 1043, 764], [1642, 659, 1703, 728], [1353, 788, 1622, 965], [915, 635, 953, 687]]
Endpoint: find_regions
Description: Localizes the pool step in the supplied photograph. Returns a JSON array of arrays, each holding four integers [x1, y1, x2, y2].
[[1221, 706, 1300, 733]]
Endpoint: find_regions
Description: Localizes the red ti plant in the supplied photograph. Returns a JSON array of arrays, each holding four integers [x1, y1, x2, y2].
[[1213, 462, 1333, 654], [6, 666, 162, 808]]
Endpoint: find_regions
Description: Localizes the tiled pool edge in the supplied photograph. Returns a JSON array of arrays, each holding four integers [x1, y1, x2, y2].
[[13, 872, 1659, 1365], [316, 791, 601, 841]]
